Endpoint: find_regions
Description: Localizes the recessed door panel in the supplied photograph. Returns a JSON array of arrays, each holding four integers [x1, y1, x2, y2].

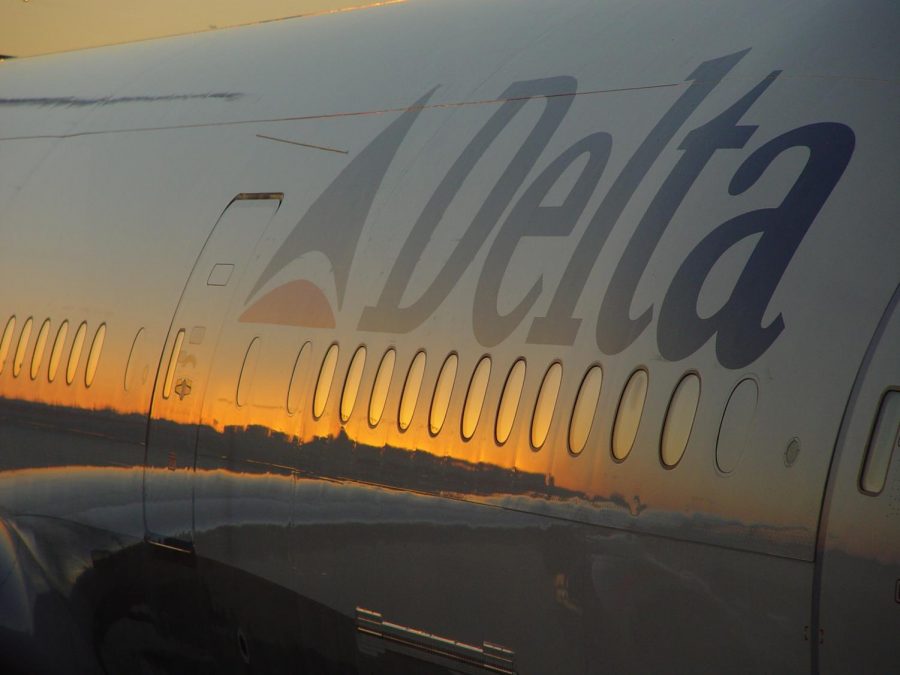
[[817, 288, 900, 673], [143, 195, 281, 550]]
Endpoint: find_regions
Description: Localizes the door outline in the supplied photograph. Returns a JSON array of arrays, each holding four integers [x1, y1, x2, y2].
[[811, 283, 900, 671], [142, 192, 284, 552]]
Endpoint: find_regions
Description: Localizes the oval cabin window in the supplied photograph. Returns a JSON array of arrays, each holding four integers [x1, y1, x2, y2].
[[0, 316, 16, 375], [569, 365, 603, 455], [860, 391, 900, 494], [30, 319, 51, 380], [286, 341, 312, 414], [429, 354, 458, 435], [123, 328, 144, 391], [12, 317, 33, 378], [531, 362, 563, 450], [462, 356, 491, 440], [48, 321, 69, 383], [84, 323, 107, 388], [237, 337, 261, 407], [398, 351, 426, 431], [496, 359, 526, 445], [314, 344, 340, 419], [612, 369, 649, 461], [341, 346, 367, 423], [660, 373, 701, 468], [369, 349, 396, 427], [161, 328, 184, 397], [715, 378, 758, 473]]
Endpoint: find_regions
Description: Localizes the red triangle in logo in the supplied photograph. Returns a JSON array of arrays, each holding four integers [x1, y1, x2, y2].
[[239, 279, 336, 328]]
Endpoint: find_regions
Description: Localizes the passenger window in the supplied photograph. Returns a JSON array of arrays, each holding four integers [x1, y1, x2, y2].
[[314, 344, 340, 419], [661, 373, 700, 468], [462, 356, 492, 440], [569, 365, 603, 455], [398, 351, 426, 431], [429, 354, 458, 435], [286, 342, 312, 414], [12, 317, 33, 377], [48, 320, 69, 383], [860, 391, 900, 494], [237, 337, 261, 407], [30, 319, 51, 380], [496, 359, 526, 445], [341, 346, 367, 423], [715, 378, 757, 473], [369, 348, 396, 426], [160, 328, 184, 397], [84, 323, 107, 388], [612, 369, 649, 461], [123, 328, 144, 391], [0, 316, 15, 375], [532, 362, 563, 450]]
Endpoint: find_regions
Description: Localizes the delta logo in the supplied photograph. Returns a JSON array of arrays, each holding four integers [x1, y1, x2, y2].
[[239, 49, 854, 370]]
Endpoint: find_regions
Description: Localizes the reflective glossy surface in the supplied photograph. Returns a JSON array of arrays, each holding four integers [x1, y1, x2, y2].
[[716, 378, 758, 474], [1, 0, 898, 672], [532, 362, 562, 450], [612, 369, 648, 461], [12, 316, 32, 377], [569, 365, 603, 455], [161, 327, 183, 398], [286, 341, 311, 414], [462, 356, 491, 440], [48, 320, 68, 383], [341, 346, 367, 423], [84, 323, 106, 388], [496, 358, 526, 445], [237, 336, 261, 407], [660, 373, 700, 468], [369, 348, 396, 427], [314, 343, 339, 419], [29, 318, 51, 380], [398, 351, 426, 431], [859, 391, 900, 494], [429, 353, 457, 435], [0, 316, 14, 374]]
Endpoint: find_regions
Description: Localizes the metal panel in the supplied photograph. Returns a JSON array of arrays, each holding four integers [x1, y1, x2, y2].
[[817, 288, 900, 673], [143, 195, 281, 551]]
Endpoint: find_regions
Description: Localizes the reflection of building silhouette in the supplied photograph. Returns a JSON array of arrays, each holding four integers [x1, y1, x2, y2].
[[0, 397, 812, 559], [1, 395, 586, 500], [0, 397, 147, 471], [208, 424, 584, 502]]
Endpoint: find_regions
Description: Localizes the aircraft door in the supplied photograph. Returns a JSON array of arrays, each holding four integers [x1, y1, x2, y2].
[[816, 287, 900, 673], [143, 194, 282, 551]]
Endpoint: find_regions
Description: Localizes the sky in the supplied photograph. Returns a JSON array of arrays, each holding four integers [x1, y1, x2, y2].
[[1, 0, 383, 57]]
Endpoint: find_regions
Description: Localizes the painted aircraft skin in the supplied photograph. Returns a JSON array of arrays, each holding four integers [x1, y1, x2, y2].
[[0, 0, 898, 672]]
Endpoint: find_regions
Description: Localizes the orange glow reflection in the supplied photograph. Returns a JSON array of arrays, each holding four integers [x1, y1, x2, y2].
[[0, 315, 824, 564]]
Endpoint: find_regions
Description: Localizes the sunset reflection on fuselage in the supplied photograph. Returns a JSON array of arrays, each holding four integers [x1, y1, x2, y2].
[[0, 264, 891, 570], [2, 3, 898, 669]]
